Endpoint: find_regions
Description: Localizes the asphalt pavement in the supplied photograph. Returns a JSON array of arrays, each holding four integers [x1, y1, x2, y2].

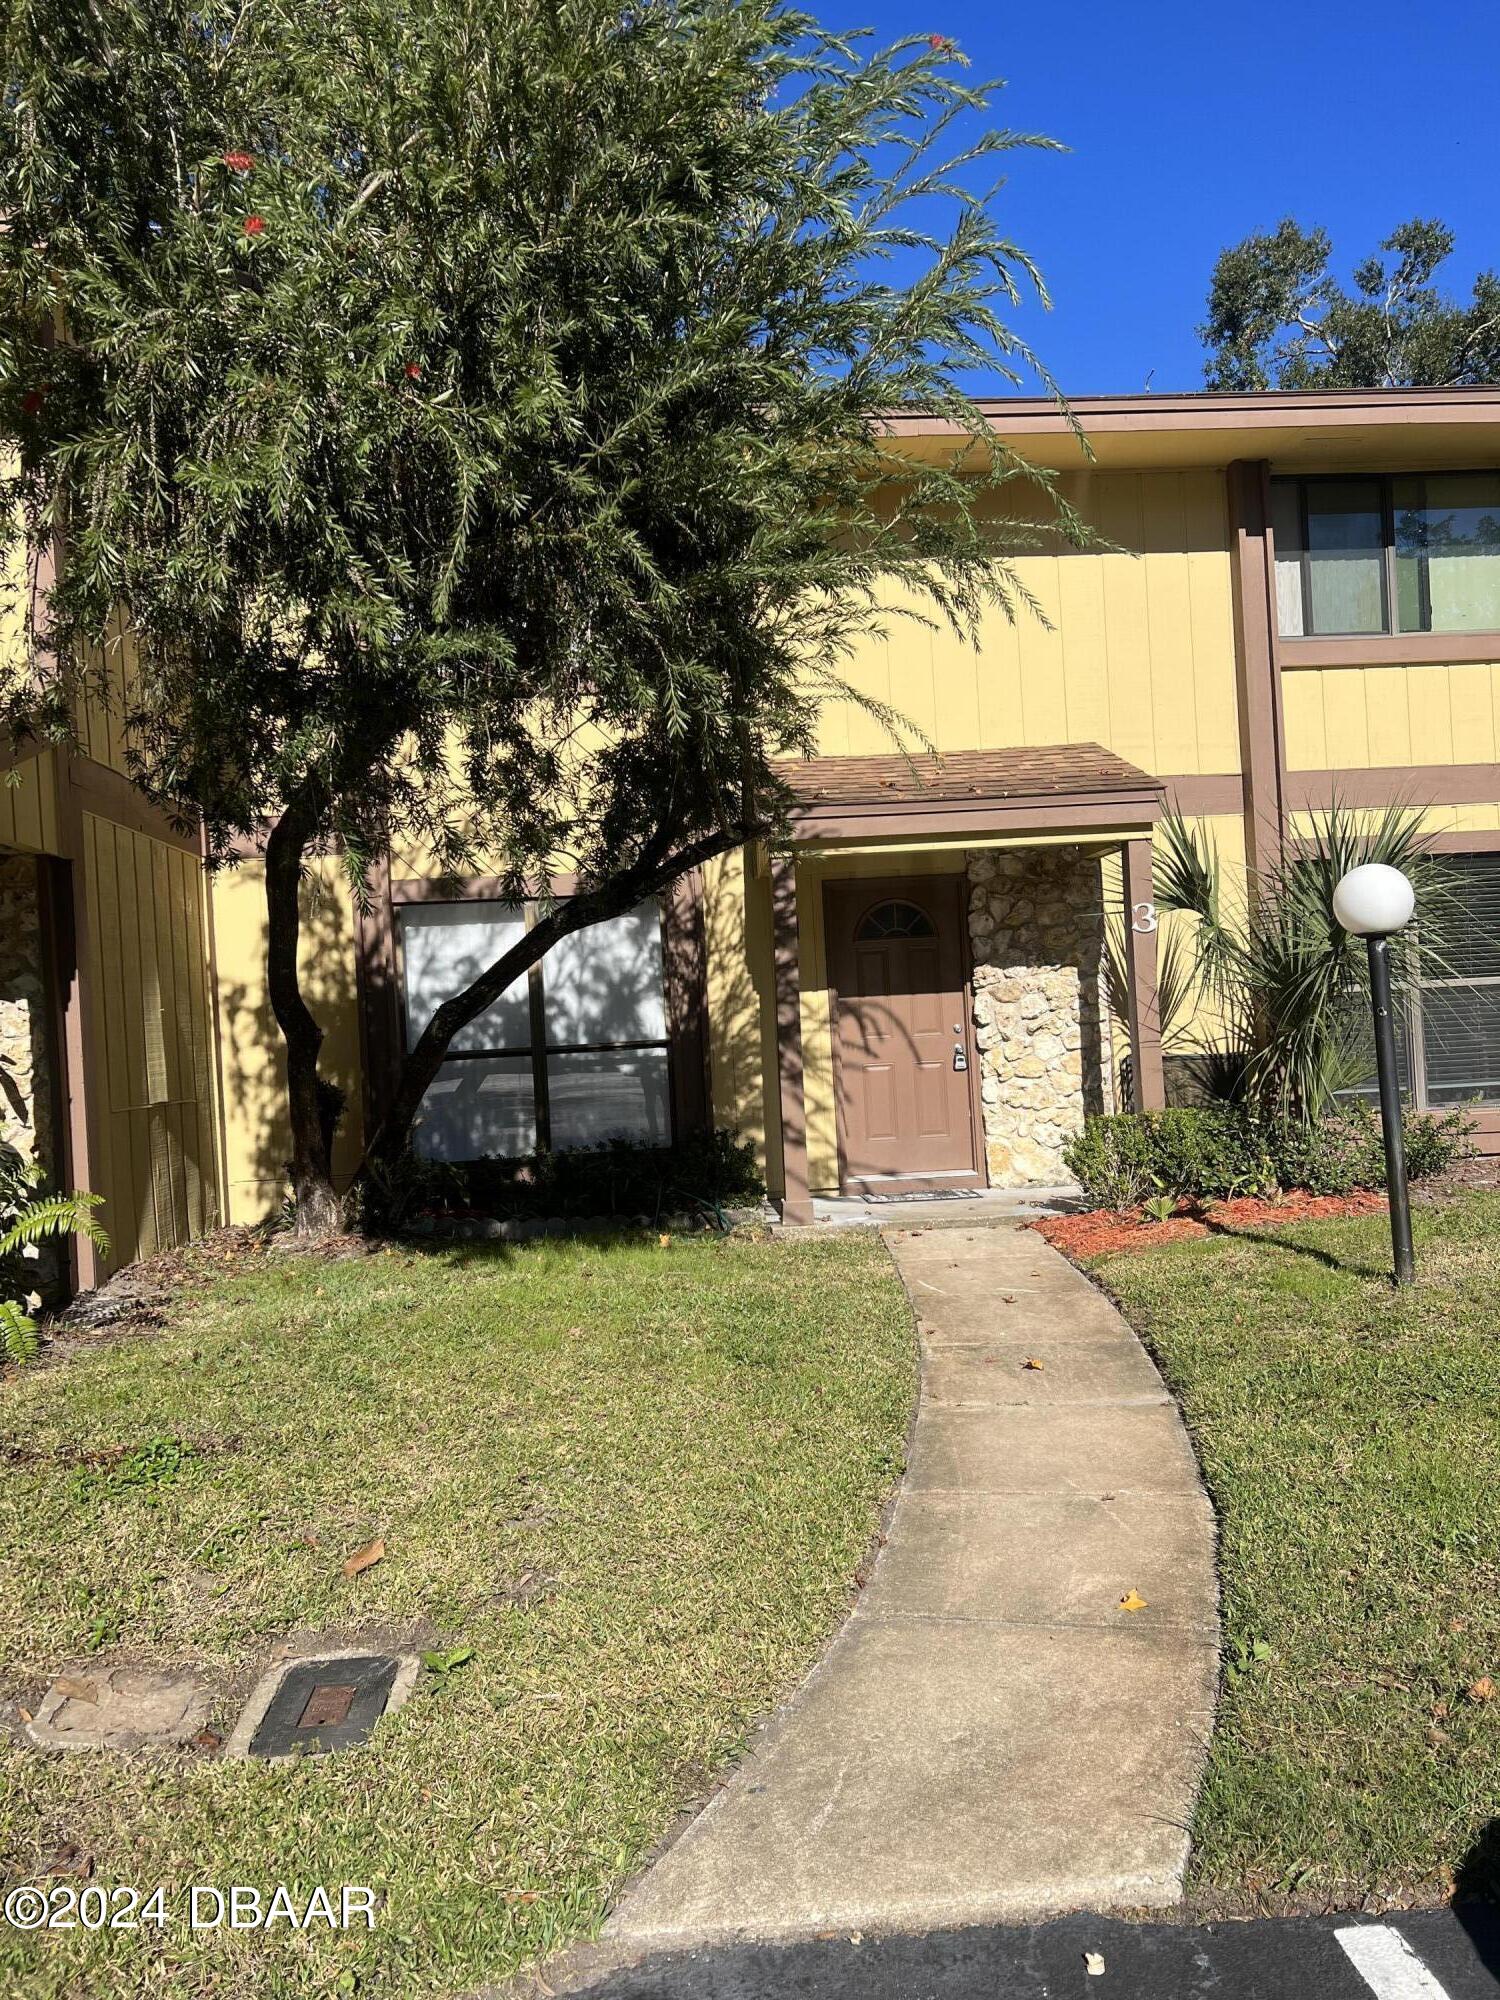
[[575, 1907, 1500, 2000]]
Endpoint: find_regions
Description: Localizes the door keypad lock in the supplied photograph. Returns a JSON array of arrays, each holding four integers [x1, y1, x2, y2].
[[952, 1042, 968, 1072]]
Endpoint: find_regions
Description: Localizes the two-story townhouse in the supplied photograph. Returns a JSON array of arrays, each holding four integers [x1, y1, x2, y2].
[[7, 387, 1500, 1270]]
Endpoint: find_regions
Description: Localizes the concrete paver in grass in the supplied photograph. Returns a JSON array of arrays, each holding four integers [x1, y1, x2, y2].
[[604, 1222, 1219, 1950]]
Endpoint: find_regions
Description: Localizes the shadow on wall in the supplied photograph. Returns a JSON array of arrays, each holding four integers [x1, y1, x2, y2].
[[699, 850, 780, 1198], [0, 852, 57, 1187], [214, 857, 364, 1225]]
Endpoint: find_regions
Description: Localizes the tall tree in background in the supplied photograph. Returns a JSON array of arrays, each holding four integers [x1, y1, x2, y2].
[[1201, 217, 1500, 390], [0, 0, 1079, 1233]]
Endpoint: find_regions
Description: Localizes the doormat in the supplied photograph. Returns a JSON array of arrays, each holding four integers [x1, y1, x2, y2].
[[861, 1188, 982, 1205]]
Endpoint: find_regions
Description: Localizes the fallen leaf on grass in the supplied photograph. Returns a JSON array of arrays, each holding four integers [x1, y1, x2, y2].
[[342, 1538, 386, 1579], [1118, 1590, 1148, 1613], [53, 1677, 98, 1704], [657, 1233, 671, 1248], [1084, 1950, 1106, 1975], [192, 1728, 222, 1752], [1468, 1676, 1496, 1703]]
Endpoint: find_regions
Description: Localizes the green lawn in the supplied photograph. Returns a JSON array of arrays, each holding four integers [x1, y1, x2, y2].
[[0, 1229, 915, 1997], [1093, 1190, 1500, 1911]]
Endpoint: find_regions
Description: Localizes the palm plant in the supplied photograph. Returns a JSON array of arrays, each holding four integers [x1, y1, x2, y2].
[[0, 1157, 107, 1364], [1143, 801, 1464, 1123]]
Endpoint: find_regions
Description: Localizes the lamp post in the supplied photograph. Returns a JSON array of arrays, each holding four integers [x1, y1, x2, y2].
[[1332, 862, 1417, 1287]]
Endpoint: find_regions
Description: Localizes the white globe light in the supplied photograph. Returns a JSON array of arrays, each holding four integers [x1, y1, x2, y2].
[[1332, 862, 1416, 937]]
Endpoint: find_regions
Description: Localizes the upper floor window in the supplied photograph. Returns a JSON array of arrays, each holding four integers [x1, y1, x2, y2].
[[1271, 473, 1500, 638]]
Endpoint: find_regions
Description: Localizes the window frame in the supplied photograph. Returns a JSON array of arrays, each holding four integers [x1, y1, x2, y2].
[[394, 893, 676, 1157], [1338, 848, 1500, 1114], [1272, 469, 1500, 643]]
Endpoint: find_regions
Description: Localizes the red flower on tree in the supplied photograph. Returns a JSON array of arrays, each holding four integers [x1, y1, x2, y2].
[[404, 362, 422, 380], [20, 388, 47, 416], [928, 33, 949, 48], [223, 151, 255, 173], [243, 215, 265, 236]]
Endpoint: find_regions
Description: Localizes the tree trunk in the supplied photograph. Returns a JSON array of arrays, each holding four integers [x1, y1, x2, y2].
[[264, 799, 345, 1235]]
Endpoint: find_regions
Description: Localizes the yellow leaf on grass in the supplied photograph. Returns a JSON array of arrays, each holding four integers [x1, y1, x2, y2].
[[1468, 1675, 1496, 1702], [1118, 1589, 1148, 1614], [342, 1538, 386, 1579]]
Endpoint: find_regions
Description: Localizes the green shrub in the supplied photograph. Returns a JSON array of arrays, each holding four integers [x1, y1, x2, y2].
[[380, 1129, 766, 1230], [1063, 1103, 1472, 1208]]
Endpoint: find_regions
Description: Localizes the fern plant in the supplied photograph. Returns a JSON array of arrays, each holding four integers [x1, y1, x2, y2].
[[0, 1170, 108, 1365]]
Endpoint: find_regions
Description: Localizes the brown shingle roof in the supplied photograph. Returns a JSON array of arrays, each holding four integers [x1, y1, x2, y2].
[[777, 744, 1161, 806]]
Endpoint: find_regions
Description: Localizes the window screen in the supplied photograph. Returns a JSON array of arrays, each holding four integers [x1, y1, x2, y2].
[[1339, 854, 1500, 1110], [399, 898, 672, 1161]]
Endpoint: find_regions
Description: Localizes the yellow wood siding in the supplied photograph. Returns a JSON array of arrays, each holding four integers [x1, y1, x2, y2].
[[82, 814, 220, 1271], [0, 750, 61, 855], [74, 605, 139, 776], [1282, 661, 1500, 772], [816, 471, 1241, 780], [210, 857, 365, 1225]]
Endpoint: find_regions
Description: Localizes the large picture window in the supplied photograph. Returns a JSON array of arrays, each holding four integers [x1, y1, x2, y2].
[[1343, 854, 1500, 1110], [398, 899, 672, 1161], [1272, 472, 1500, 638]]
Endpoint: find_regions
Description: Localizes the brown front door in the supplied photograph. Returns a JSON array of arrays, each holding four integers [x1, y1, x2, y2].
[[825, 876, 981, 1191]]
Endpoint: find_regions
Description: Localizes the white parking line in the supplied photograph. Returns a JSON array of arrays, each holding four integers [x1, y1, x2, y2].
[[1335, 1925, 1454, 2000]]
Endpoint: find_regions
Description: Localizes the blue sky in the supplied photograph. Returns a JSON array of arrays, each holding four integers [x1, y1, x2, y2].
[[822, 0, 1500, 397]]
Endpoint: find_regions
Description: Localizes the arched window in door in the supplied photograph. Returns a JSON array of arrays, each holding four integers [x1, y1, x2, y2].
[[855, 899, 936, 942]]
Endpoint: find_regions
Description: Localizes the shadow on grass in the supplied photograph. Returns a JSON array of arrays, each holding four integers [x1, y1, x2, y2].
[[1201, 1219, 1394, 1282], [1453, 1820, 1500, 1982]]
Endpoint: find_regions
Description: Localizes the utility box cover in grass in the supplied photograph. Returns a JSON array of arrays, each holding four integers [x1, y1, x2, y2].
[[225, 1649, 420, 1761]]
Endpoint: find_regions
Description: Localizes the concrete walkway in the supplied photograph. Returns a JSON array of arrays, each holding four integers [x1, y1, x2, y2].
[[605, 1223, 1218, 1951]]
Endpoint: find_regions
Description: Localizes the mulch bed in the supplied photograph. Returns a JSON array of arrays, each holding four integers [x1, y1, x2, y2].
[[1033, 1188, 1388, 1260]]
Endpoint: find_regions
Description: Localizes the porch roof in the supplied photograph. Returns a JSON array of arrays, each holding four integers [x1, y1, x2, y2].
[[777, 743, 1165, 842]]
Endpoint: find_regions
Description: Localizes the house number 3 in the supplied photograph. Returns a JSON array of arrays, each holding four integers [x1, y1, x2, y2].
[[1131, 901, 1159, 934]]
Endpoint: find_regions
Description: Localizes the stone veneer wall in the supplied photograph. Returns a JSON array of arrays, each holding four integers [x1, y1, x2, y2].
[[967, 846, 1112, 1187], [0, 853, 57, 1182]]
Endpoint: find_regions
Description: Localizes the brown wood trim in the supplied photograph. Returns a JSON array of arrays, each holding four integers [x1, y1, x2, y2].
[[787, 788, 1161, 843], [199, 829, 232, 1229], [1227, 459, 1285, 883], [1162, 774, 1246, 817], [879, 386, 1500, 438], [389, 872, 580, 904], [66, 756, 199, 853], [1122, 839, 1165, 1113], [770, 855, 812, 1225], [47, 786, 102, 1288], [1278, 632, 1500, 669], [1422, 831, 1500, 854], [353, 850, 402, 1144], [1461, 1106, 1500, 1154], [663, 867, 710, 1139], [1283, 766, 1500, 810]]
